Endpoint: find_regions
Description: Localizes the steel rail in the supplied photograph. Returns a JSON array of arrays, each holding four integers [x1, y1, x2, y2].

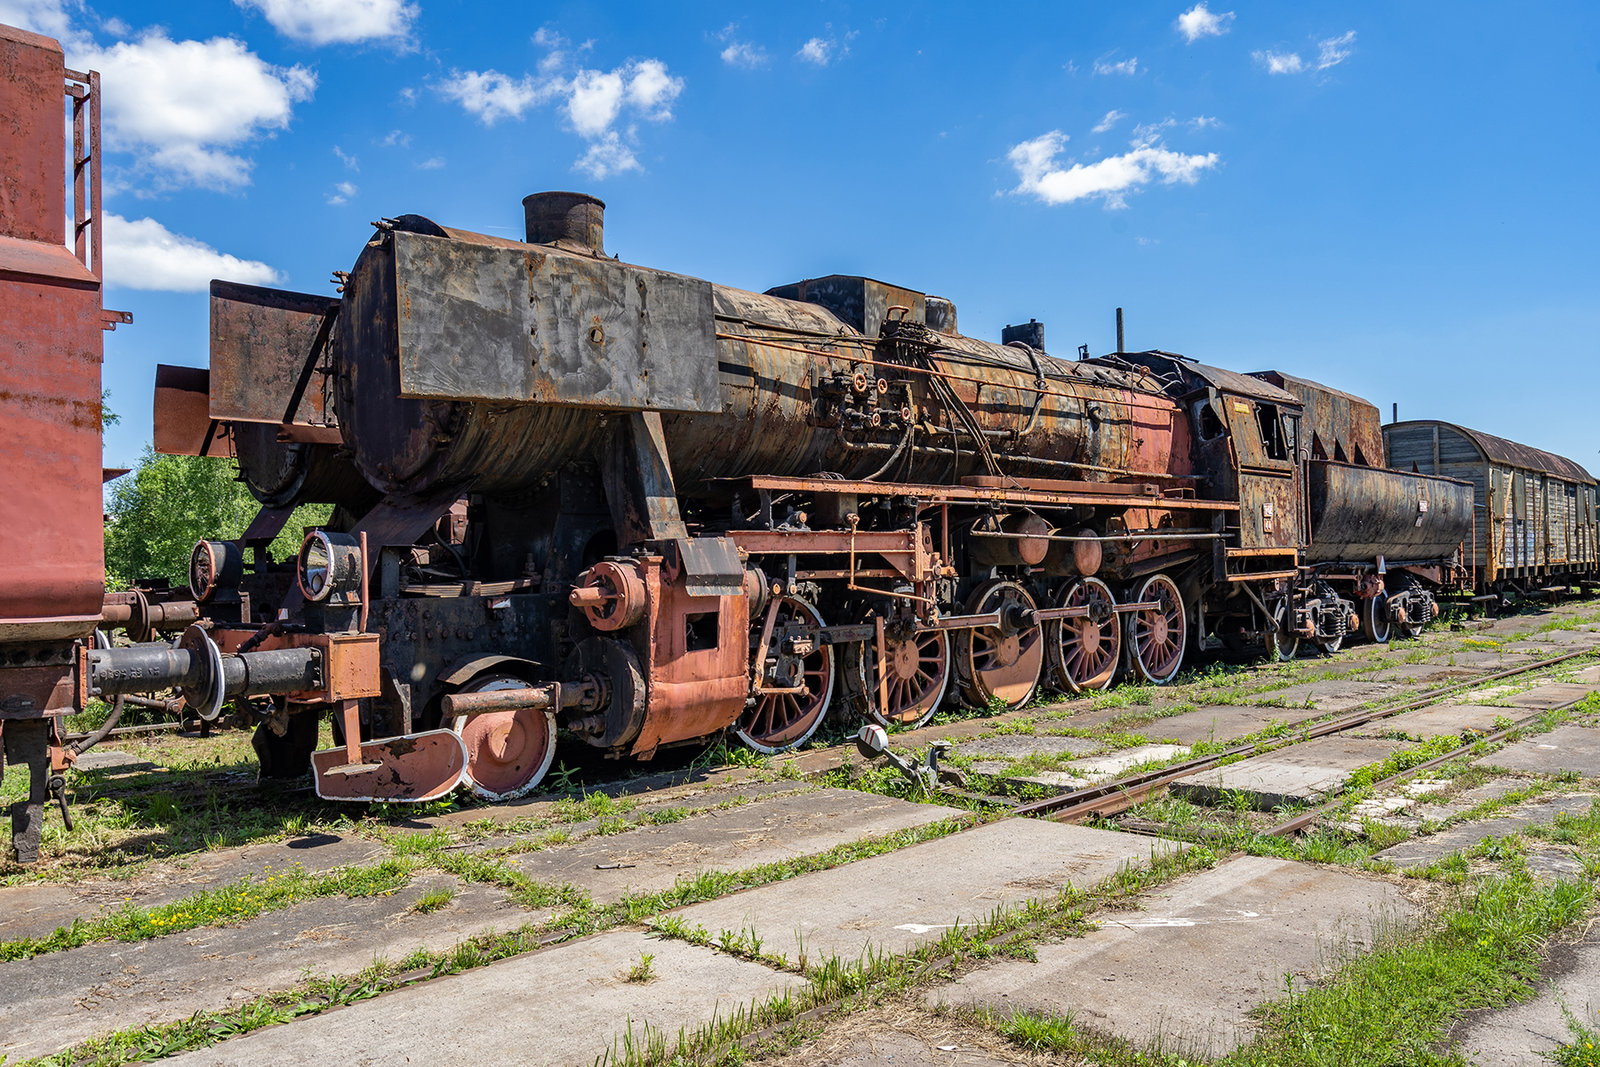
[[1011, 647, 1595, 824]]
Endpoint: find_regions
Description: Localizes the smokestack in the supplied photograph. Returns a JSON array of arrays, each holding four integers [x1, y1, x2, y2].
[[1392, 402, 1398, 424], [1115, 307, 1124, 354], [523, 191, 605, 255]]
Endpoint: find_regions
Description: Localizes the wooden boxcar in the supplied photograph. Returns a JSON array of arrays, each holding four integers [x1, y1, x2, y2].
[[1384, 420, 1599, 592]]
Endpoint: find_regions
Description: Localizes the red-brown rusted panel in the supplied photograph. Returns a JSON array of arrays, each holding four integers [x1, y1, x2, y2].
[[152, 364, 233, 457], [0, 27, 106, 643], [209, 280, 339, 425], [0, 24, 65, 245]]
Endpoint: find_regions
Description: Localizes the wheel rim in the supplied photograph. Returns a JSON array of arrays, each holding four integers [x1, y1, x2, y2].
[[954, 580, 1043, 710], [847, 620, 951, 729], [1046, 578, 1121, 693], [1366, 593, 1391, 644], [737, 596, 833, 754], [452, 675, 557, 801], [1266, 600, 1300, 661], [1129, 574, 1186, 684]]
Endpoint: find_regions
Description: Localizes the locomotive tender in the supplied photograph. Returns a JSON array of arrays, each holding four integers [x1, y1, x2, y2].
[[146, 192, 1525, 804]]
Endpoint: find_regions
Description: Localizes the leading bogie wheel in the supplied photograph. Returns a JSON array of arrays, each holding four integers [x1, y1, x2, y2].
[[1128, 573, 1187, 684], [842, 611, 951, 730], [1045, 577, 1121, 693], [1365, 592, 1392, 644], [954, 579, 1044, 711], [450, 673, 558, 801], [737, 595, 834, 754]]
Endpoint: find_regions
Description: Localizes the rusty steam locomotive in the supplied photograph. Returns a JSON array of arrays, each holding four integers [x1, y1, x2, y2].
[[142, 190, 1555, 805], [4, 20, 1597, 861]]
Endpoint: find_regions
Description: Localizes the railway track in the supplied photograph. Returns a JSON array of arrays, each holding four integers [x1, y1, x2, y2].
[[1004, 646, 1596, 827]]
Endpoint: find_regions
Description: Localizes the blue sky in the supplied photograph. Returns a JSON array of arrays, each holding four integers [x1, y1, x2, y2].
[[7, 0, 1597, 472]]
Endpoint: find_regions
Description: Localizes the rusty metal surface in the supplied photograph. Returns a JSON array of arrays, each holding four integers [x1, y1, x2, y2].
[[1389, 419, 1594, 485], [208, 280, 339, 425], [230, 421, 377, 509], [392, 230, 720, 412], [1254, 370, 1384, 467], [311, 730, 467, 802], [1304, 460, 1475, 563], [0, 28, 105, 643], [335, 233, 605, 496], [0, 24, 65, 245], [765, 274, 927, 340], [152, 365, 233, 457]]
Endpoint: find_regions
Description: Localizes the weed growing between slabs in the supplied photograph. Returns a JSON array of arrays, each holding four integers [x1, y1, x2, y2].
[[15, 817, 977, 1066]]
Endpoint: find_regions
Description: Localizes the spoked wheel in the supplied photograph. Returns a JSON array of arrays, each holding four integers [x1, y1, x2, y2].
[[1127, 574, 1187, 684], [1314, 630, 1344, 655], [1264, 599, 1300, 662], [954, 580, 1044, 711], [449, 673, 558, 801], [1365, 592, 1392, 644], [1045, 577, 1121, 693], [737, 595, 834, 754], [842, 614, 951, 730]]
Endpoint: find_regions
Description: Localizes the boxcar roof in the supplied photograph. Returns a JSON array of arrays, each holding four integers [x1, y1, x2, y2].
[[1390, 420, 1595, 485]]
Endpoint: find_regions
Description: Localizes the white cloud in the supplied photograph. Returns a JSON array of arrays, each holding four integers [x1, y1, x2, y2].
[[234, 0, 417, 46], [326, 180, 357, 204], [102, 213, 282, 291], [1175, 3, 1234, 43], [80, 33, 315, 189], [437, 69, 556, 124], [721, 41, 766, 68], [567, 68, 625, 137], [381, 129, 411, 148], [416, 155, 444, 169], [439, 48, 683, 178], [1189, 115, 1221, 129], [1255, 30, 1356, 76], [1131, 118, 1177, 145], [1093, 55, 1139, 76], [1008, 129, 1219, 209], [333, 145, 358, 169], [574, 133, 639, 180], [1091, 109, 1126, 134], [1253, 49, 1305, 75], [1316, 30, 1356, 70], [797, 37, 833, 65], [624, 58, 681, 118], [0, 0, 73, 39]]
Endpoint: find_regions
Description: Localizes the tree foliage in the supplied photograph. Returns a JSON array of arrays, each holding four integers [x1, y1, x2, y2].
[[103, 448, 324, 589]]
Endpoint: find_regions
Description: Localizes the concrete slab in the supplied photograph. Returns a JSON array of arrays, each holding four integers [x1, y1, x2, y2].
[[965, 765, 1086, 792], [1140, 704, 1323, 745], [159, 930, 804, 1067], [1365, 664, 1480, 685], [1475, 725, 1600, 776], [666, 819, 1182, 964], [71, 750, 157, 773], [1412, 778, 1527, 823], [0, 877, 533, 1062], [1576, 665, 1600, 685], [1350, 703, 1515, 740], [959, 734, 1099, 760], [1459, 925, 1600, 1066], [514, 788, 965, 904], [929, 855, 1412, 1056], [1374, 793, 1596, 870], [1061, 744, 1189, 780], [1500, 683, 1597, 710], [0, 832, 386, 942], [1173, 736, 1410, 809], [1246, 679, 1402, 713]]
